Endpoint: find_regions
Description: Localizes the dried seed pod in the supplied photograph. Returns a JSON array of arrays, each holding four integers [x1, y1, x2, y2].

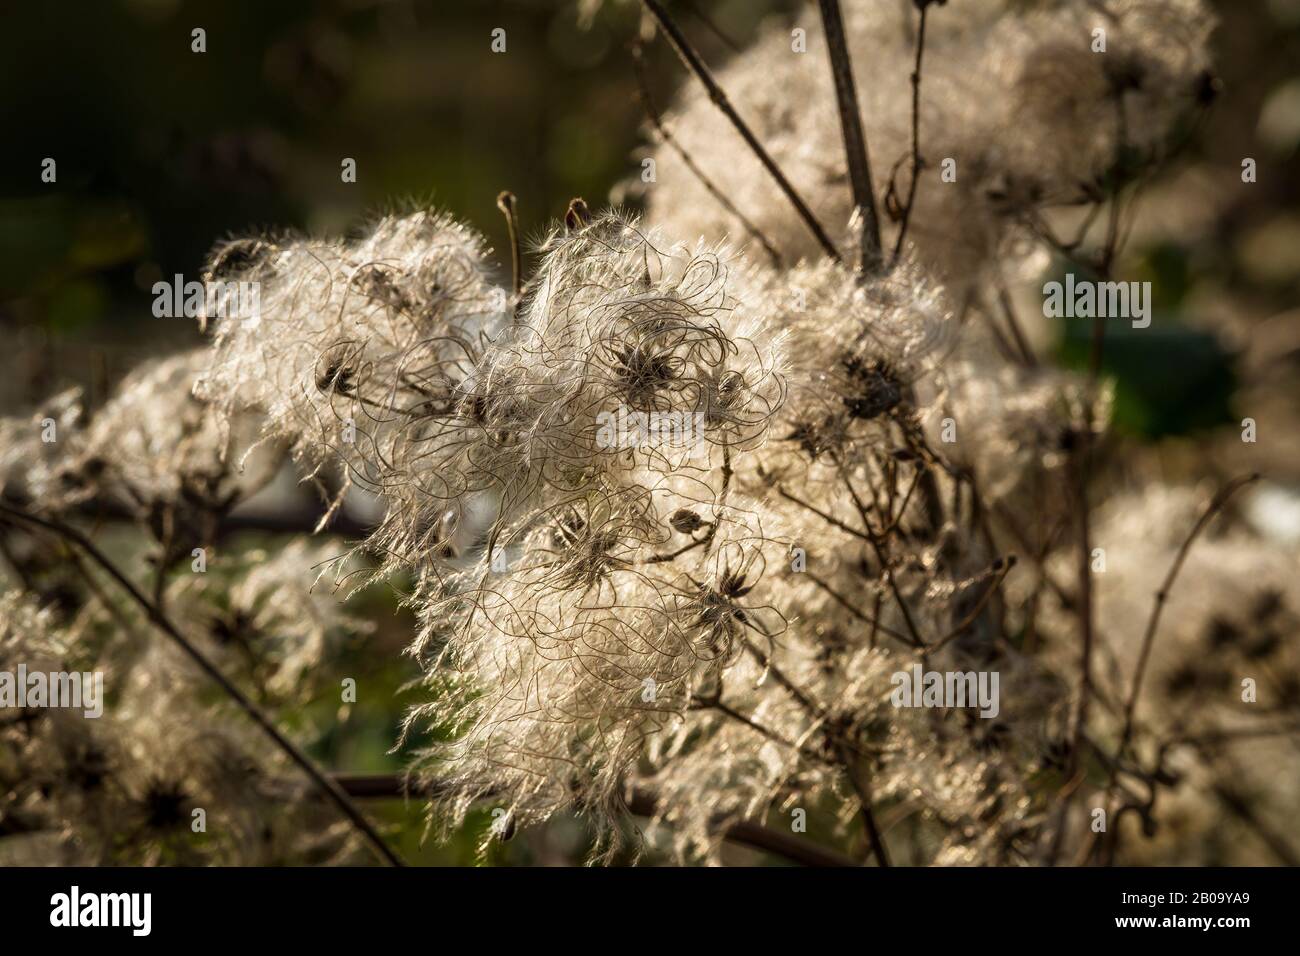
[[669, 508, 704, 534]]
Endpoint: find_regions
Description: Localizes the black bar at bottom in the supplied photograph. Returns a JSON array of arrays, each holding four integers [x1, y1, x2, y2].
[[0, 866, 1285, 943]]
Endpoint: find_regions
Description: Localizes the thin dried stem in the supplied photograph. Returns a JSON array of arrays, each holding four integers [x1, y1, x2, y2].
[[804, 570, 911, 646], [832, 456, 926, 648], [776, 484, 872, 542], [1092, 473, 1261, 864], [890, 3, 930, 267], [741, 635, 824, 718], [1119, 473, 1260, 757], [836, 742, 891, 866], [631, 42, 783, 267], [994, 274, 1038, 367], [681, 0, 742, 54], [638, 0, 841, 262], [1052, 436, 1096, 863], [817, 0, 884, 273], [496, 190, 522, 304], [0, 501, 405, 868], [927, 555, 1017, 654]]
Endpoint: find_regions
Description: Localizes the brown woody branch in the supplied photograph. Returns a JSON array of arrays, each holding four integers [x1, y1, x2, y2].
[[817, 0, 884, 272]]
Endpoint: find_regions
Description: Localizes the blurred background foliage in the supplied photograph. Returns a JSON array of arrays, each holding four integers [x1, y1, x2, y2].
[[0, 0, 797, 412], [1, 0, 1298, 864]]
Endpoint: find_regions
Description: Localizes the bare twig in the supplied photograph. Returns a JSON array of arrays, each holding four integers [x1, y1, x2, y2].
[[496, 190, 522, 305], [1118, 473, 1260, 759], [0, 502, 405, 868], [1053, 432, 1096, 863], [741, 636, 825, 718], [638, 0, 841, 262], [681, 0, 742, 54], [1090, 473, 1260, 865], [1051, 109, 1149, 831], [994, 273, 1038, 367], [804, 570, 911, 646], [928, 555, 1017, 654], [832, 456, 926, 648], [891, 2, 931, 266], [699, 697, 806, 752], [1069, 476, 1260, 866], [836, 743, 891, 866], [62, 494, 375, 541], [631, 43, 783, 267], [776, 484, 872, 542], [817, 0, 884, 272]]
